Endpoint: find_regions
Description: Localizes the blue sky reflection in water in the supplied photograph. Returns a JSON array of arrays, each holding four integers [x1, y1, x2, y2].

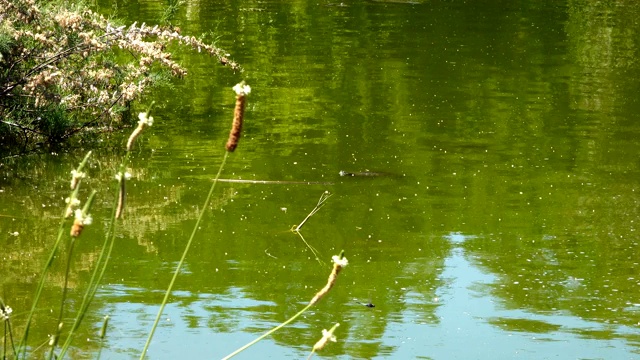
[[2, 0, 640, 358], [381, 233, 639, 359]]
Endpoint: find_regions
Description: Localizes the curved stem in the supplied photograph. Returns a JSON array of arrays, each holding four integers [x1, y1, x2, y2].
[[222, 303, 313, 360]]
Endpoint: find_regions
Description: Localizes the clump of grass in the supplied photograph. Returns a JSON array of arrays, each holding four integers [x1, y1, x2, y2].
[[13, 102, 157, 359], [58, 103, 156, 358], [16, 150, 93, 358]]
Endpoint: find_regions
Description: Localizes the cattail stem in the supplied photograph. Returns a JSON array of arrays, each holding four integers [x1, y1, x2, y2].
[[48, 236, 77, 360], [222, 303, 313, 360], [140, 152, 230, 359]]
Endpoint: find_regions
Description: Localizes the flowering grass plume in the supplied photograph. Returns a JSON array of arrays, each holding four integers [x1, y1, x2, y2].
[[127, 112, 154, 151], [1, 299, 14, 354], [70, 191, 96, 237], [225, 82, 251, 152], [0, 303, 12, 321], [310, 251, 348, 306]]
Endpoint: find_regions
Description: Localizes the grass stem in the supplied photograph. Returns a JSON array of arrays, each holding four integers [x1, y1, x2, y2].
[[222, 303, 313, 360], [139, 151, 229, 359], [294, 191, 332, 232], [47, 236, 75, 360]]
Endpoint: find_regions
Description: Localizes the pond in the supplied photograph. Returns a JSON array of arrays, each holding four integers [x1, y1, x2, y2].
[[2, 0, 640, 358]]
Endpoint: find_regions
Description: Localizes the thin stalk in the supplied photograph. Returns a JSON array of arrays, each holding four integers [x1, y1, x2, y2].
[[17, 216, 65, 359], [17, 151, 91, 359], [294, 192, 332, 231], [293, 230, 323, 266], [47, 237, 76, 360], [223, 251, 347, 359], [222, 303, 313, 360], [95, 316, 109, 360], [139, 151, 229, 359], [215, 179, 334, 185]]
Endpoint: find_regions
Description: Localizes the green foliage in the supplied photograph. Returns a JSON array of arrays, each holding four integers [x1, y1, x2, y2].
[[0, 0, 240, 156]]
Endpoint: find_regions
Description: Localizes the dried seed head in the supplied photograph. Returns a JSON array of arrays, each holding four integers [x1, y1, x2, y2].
[[312, 324, 339, 352]]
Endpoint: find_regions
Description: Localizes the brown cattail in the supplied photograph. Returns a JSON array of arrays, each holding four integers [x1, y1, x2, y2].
[[309, 252, 348, 306], [225, 82, 251, 152]]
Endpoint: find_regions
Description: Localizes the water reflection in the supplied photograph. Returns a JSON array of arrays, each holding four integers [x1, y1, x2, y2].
[[377, 232, 639, 359]]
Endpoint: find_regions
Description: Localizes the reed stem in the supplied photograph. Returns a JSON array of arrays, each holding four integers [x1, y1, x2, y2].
[[294, 191, 332, 231], [139, 151, 229, 359], [222, 303, 313, 360]]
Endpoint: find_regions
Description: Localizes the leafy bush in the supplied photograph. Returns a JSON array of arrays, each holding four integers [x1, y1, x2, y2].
[[0, 0, 240, 155]]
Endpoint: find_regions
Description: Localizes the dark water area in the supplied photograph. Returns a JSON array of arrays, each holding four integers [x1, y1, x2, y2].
[[2, 0, 640, 358]]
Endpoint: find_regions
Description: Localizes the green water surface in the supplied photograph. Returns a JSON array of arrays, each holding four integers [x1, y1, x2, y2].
[[2, 0, 640, 358]]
